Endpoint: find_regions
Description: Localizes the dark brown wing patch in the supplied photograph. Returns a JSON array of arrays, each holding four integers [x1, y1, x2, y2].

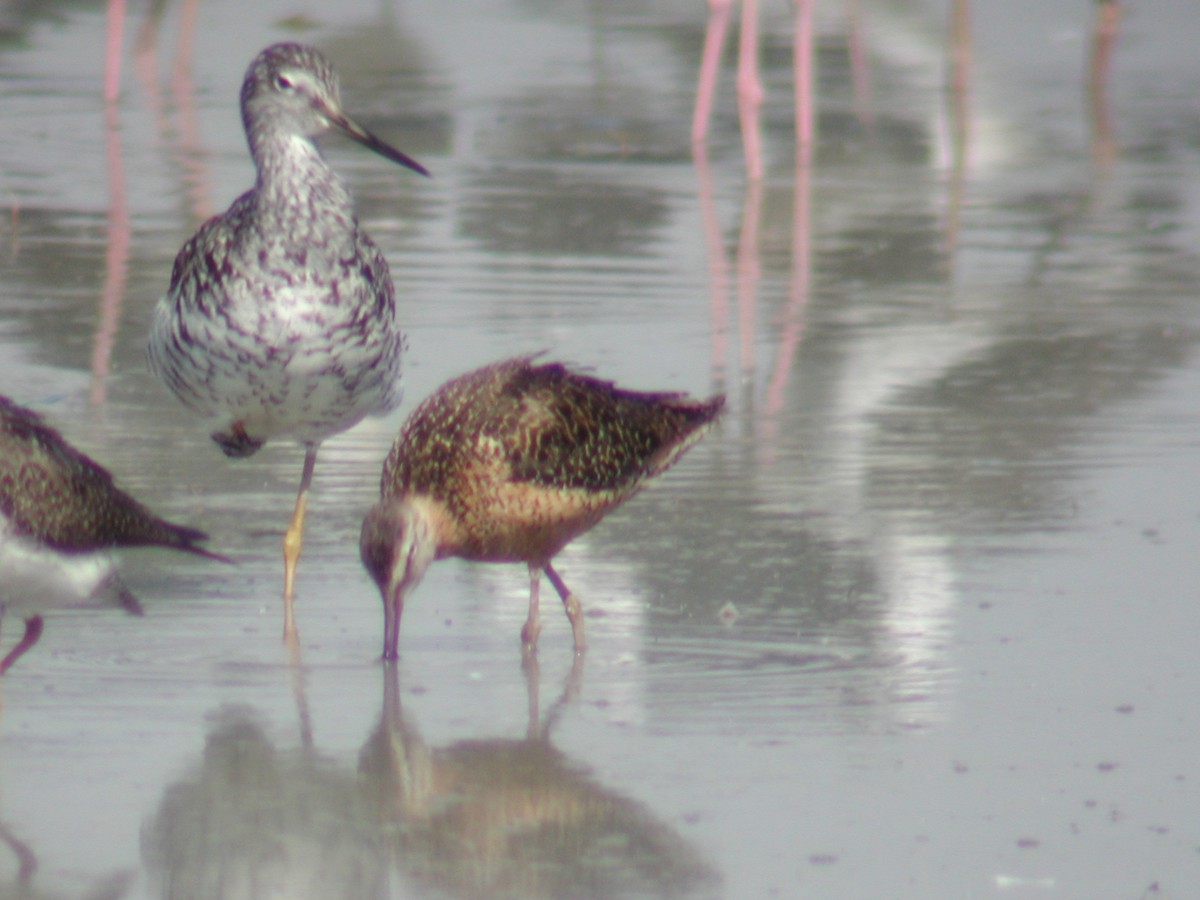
[[497, 362, 721, 492], [0, 396, 218, 555]]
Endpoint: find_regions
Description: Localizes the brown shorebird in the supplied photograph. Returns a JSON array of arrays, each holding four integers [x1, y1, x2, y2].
[[0, 396, 226, 674], [147, 42, 428, 641], [359, 356, 724, 659]]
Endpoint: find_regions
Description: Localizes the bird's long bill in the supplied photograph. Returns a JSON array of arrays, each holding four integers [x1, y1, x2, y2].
[[382, 580, 409, 662], [325, 104, 430, 178]]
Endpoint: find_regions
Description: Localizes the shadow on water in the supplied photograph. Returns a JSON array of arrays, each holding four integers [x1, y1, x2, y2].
[[142, 661, 718, 899]]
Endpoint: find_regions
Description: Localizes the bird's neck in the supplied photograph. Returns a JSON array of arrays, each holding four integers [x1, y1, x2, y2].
[[249, 133, 357, 233]]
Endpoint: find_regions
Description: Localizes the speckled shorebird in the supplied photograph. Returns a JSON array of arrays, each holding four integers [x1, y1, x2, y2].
[[0, 396, 226, 675], [359, 357, 725, 660], [148, 43, 428, 639]]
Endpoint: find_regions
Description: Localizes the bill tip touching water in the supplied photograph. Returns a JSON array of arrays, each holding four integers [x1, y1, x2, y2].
[[360, 355, 725, 661]]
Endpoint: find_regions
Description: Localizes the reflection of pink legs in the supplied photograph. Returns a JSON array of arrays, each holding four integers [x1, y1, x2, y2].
[[759, 2, 814, 458], [126, 0, 211, 223], [97, 0, 131, 406], [1088, 0, 1121, 171], [1089, 1, 1121, 95], [693, 0, 733, 146], [693, 0, 764, 180], [694, 147, 731, 386], [694, 1, 816, 458], [104, 0, 126, 102], [173, 0, 213, 222], [92, 101, 130, 407], [737, 179, 761, 376], [845, 0, 873, 132], [945, 0, 971, 262], [794, 0, 814, 161], [736, 0, 764, 181], [132, 2, 167, 136], [761, 157, 809, 466]]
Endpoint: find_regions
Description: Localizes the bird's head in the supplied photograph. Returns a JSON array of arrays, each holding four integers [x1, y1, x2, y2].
[[360, 498, 437, 661], [241, 42, 429, 177]]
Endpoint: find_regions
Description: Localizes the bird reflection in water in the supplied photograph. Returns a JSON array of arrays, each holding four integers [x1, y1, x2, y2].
[[358, 662, 721, 899], [144, 664, 718, 899], [142, 707, 388, 900]]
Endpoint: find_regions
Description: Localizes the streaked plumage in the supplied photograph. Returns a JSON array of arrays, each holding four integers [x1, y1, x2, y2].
[[360, 356, 725, 659], [0, 396, 225, 674], [147, 42, 428, 637]]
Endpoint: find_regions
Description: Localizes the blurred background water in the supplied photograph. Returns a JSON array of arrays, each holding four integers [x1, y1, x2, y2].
[[1, 0, 1199, 896]]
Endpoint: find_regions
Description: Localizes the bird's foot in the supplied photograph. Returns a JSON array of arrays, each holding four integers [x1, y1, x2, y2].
[[212, 422, 264, 459]]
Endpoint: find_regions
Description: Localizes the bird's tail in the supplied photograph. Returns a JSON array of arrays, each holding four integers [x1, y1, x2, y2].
[[134, 521, 235, 565]]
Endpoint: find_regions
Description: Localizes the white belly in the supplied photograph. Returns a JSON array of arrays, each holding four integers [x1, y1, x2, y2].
[[149, 279, 404, 445], [0, 524, 121, 616]]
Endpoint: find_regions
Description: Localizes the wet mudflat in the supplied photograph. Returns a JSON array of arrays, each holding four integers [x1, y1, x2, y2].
[[1, 0, 1199, 896]]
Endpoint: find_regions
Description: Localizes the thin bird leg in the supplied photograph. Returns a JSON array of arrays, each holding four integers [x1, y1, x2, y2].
[[0, 616, 45, 676], [693, 0, 734, 145], [383, 587, 404, 662], [737, 0, 765, 181], [521, 564, 543, 650], [283, 443, 319, 639], [545, 563, 586, 653]]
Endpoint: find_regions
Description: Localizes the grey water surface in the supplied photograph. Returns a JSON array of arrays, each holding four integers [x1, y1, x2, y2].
[[0, 0, 1198, 897]]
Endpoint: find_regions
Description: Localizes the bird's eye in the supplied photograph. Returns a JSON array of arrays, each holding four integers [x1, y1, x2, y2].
[[275, 74, 295, 91]]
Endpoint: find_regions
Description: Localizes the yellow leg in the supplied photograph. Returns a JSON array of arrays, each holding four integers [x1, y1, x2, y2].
[[285, 631, 313, 749], [545, 563, 586, 653], [282, 444, 319, 641]]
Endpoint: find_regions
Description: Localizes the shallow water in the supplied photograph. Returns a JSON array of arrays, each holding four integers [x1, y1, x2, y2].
[[1, 0, 1199, 896]]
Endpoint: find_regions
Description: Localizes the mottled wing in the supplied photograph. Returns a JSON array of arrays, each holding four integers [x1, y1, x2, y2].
[[166, 197, 249, 314], [381, 361, 491, 498], [493, 361, 722, 493], [343, 229, 406, 415], [352, 229, 397, 323], [147, 200, 247, 410], [0, 397, 211, 553], [382, 357, 723, 498]]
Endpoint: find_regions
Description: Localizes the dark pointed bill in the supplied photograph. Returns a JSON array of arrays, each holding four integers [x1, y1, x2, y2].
[[325, 104, 430, 178]]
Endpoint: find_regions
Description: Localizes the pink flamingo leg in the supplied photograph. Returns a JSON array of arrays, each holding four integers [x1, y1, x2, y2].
[[693, 0, 734, 145]]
